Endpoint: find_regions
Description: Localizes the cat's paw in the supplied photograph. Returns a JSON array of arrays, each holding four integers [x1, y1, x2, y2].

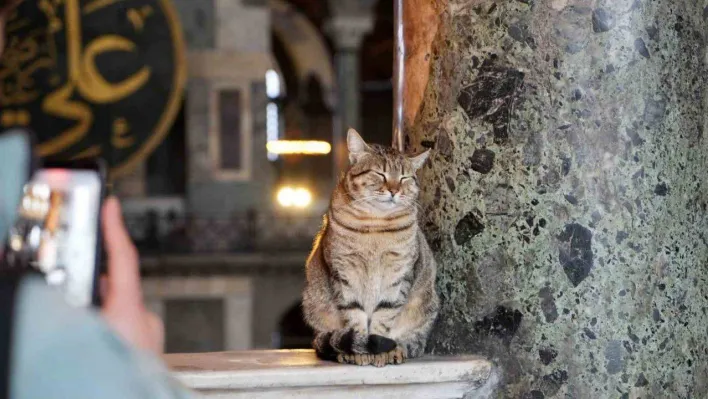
[[337, 353, 374, 366], [367, 334, 397, 354], [372, 347, 406, 367]]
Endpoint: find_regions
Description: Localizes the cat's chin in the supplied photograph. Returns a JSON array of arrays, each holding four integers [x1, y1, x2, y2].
[[371, 201, 409, 213]]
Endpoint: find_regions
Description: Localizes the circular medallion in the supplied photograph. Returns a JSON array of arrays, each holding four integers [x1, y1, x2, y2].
[[0, 0, 186, 176]]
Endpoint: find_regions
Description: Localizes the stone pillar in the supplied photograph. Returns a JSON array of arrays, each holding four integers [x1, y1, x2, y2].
[[406, 1, 708, 398], [327, 11, 373, 176], [178, 0, 274, 215]]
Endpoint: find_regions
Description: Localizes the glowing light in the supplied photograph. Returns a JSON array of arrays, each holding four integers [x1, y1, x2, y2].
[[265, 69, 282, 162], [277, 186, 313, 209], [266, 69, 281, 99], [292, 188, 312, 208], [266, 103, 279, 161], [266, 140, 332, 155], [277, 187, 296, 207]]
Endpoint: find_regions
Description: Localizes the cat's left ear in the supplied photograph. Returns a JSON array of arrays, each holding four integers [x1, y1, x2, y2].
[[409, 149, 431, 171], [347, 128, 369, 164]]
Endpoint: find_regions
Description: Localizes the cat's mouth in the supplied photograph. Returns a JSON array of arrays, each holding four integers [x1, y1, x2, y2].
[[377, 197, 399, 207]]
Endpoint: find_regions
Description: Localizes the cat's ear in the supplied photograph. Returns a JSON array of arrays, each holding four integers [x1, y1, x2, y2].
[[409, 149, 431, 171], [347, 128, 369, 164]]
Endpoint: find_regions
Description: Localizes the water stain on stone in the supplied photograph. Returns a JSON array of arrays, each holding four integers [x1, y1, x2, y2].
[[474, 306, 523, 340], [558, 223, 594, 287], [454, 212, 485, 245]]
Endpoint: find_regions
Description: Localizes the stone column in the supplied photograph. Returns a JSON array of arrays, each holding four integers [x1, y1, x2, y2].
[[327, 11, 373, 176], [406, 1, 708, 398]]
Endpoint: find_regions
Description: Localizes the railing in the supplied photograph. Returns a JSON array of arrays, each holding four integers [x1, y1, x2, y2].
[[124, 211, 321, 254]]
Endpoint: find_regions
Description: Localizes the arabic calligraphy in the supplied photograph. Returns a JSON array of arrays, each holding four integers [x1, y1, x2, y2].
[[0, 0, 186, 176]]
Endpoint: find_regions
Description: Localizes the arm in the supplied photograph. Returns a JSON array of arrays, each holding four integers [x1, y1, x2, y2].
[[12, 277, 197, 399]]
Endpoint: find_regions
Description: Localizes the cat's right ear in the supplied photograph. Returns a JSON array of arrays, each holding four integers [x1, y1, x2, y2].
[[347, 128, 369, 164]]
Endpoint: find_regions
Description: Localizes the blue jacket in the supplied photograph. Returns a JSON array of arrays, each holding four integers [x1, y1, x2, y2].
[[0, 130, 198, 398]]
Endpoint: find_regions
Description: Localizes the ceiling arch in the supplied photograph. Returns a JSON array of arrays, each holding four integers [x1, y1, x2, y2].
[[270, 0, 336, 108]]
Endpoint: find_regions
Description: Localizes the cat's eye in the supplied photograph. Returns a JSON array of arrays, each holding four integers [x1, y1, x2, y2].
[[374, 172, 387, 182], [400, 176, 415, 183]]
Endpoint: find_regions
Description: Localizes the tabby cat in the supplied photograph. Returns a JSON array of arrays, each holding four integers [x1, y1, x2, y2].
[[303, 129, 439, 367]]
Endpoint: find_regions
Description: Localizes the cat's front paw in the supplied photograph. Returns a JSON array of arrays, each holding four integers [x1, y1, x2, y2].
[[372, 347, 406, 367], [337, 353, 374, 366]]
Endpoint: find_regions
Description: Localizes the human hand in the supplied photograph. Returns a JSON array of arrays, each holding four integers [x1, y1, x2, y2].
[[100, 197, 164, 354]]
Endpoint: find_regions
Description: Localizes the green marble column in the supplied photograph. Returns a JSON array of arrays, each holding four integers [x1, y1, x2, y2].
[[406, 1, 708, 397]]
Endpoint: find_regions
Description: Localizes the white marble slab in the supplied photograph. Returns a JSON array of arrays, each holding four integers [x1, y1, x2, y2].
[[166, 350, 494, 399]]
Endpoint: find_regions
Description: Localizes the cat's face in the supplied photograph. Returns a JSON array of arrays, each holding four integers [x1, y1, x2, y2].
[[344, 129, 429, 213]]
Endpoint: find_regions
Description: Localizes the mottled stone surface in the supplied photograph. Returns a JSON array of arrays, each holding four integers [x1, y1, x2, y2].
[[406, 0, 708, 397]]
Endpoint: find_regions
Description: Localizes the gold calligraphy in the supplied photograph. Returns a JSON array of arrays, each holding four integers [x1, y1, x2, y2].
[[78, 36, 151, 104], [0, 0, 186, 177], [112, 117, 135, 149], [37, 0, 153, 156], [0, 110, 30, 126], [127, 6, 154, 32]]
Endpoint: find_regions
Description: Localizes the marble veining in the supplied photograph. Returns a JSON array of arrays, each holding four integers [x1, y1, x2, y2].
[[406, 0, 708, 397]]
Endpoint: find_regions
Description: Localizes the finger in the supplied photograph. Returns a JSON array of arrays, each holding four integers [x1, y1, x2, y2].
[[99, 275, 109, 299], [101, 197, 142, 307], [145, 312, 165, 354]]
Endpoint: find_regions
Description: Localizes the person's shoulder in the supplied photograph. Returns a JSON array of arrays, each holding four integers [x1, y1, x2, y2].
[[11, 276, 198, 399]]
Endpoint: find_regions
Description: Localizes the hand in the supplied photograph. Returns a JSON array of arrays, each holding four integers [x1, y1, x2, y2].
[[100, 197, 164, 354]]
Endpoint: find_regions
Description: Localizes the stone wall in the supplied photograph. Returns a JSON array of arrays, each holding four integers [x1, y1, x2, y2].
[[406, 0, 708, 397], [172, 0, 275, 215]]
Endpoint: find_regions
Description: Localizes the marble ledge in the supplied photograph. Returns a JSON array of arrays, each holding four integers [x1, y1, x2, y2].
[[166, 350, 495, 399]]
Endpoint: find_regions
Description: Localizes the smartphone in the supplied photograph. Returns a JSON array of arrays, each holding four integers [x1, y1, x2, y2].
[[3, 160, 106, 307]]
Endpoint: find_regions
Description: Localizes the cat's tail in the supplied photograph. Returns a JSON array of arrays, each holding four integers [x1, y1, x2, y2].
[[313, 330, 397, 360]]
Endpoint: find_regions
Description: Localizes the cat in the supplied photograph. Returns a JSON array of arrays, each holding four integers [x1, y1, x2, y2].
[[303, 128, 439, 367]]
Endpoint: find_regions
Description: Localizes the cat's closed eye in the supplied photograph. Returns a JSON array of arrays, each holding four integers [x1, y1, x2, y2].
[[373, 172, 387, 182]]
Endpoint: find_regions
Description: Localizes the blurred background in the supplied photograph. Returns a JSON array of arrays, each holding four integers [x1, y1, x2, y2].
[[0, 0, 393, 353], [123, 0, 394, 353]]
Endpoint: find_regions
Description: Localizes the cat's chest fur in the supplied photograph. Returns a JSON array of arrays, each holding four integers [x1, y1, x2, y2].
[[325, 222, 419, 310]]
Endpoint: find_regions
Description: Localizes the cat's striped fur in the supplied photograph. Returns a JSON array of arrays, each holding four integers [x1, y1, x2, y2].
[[303, 129, 439, 367]]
